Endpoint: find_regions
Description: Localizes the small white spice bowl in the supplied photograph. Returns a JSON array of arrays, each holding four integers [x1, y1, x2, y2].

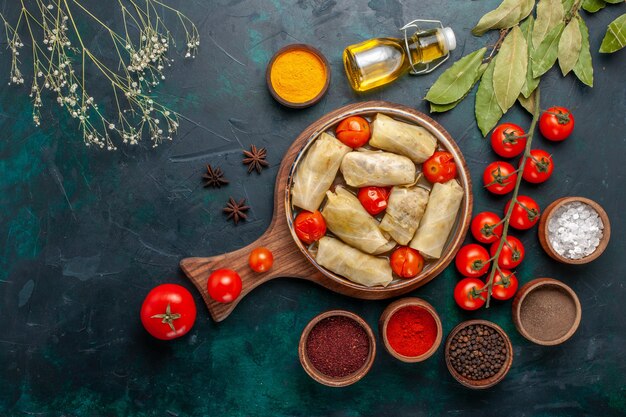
[[538, 196, 611, 265]]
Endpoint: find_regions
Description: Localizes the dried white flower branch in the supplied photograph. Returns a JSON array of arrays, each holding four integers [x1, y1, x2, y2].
[[2, 0, 199, 150]]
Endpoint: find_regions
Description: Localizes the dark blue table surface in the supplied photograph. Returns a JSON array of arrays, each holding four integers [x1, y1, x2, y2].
[[1, 1, 625, 416]]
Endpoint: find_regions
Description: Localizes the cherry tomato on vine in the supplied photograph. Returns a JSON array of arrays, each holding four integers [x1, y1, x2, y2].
[[357, 186, 391, 216], [490, 123, 527, 158], [483, 161, 517, 195], [455, 244, 491, 277], [294, 210, 326, 244], [422, 151, 457, 184], [249, 247, 274, 273], [454, 277, 486, 310], [521, 149, 554, 184], [335, 116, 371, 148], [505, 195, 540, 230], [539, 106, 574, 141], [491, 270, 519, 301], [471, 212, 504, 244], [140, 284, 197, 340], [390, 247, 425, 278], [207, 269, 242, 303], [490, 236, 525, 269]]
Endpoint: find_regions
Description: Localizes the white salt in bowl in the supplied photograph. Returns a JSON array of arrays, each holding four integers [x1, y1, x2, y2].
[[538, 197, 611, 265]]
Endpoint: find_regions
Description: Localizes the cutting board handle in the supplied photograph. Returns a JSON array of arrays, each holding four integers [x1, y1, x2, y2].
[[179, 214, 322, 322]]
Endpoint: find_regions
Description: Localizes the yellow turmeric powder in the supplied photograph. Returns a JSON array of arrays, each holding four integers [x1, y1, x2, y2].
[[269, 49, 327, 104]]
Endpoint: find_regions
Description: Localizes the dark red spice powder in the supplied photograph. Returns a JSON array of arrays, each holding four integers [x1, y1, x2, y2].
[[386, 306, 438, 357], [305, 316, 370, 378]]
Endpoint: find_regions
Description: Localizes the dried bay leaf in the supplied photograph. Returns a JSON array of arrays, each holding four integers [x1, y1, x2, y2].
[[518, 89, 538, 114], [424, 48, 487, 105], [493, 26, 527, 112], [573, 16, 594, 87], [562, 0, 575, 12], [428, 64, 488, 113], [520, 16, 540, 98], [472, 0, 532, 36], [533, 0, 565, 48], [558, 19, 582, 75], [600, 14, 626, 53], [532, 22, 565, 77], [581, 0, 606, 13], [604, 0, 623, 4], [475, 60, 503, 136]]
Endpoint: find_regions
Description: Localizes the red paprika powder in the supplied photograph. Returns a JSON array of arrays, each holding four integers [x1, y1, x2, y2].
[[386, 306, 438, 357]]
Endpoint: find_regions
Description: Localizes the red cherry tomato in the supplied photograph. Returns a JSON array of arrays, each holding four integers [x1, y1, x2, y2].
[[422, 151, 457, 184], [490, 123, 527, 158], [335, 116, 371, 148], [490, 236, 525, 269], [491, 269, 519, 301], [140, 284, 197, 340], [521, 149, 554, 184], [390, 247, 425, 278], [294, 210, 326, 244], [207, 269, 242, 303], [357, 186, 391, 216], [483, 161, 517, 195], [470, 212, 504, 244], [249, 247, 274, 273], [505, 195, 540, 230], [455, 244, 491, 277], [454, 277, 486, 310], [539, 106, 574, 141]]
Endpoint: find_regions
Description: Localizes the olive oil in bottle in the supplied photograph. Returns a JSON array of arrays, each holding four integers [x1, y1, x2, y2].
[[343, 26, 456, 92]]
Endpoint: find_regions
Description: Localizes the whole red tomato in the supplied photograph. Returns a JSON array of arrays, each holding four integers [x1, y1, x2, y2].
[[422, 151, 457, 184], [471, 212, 503, 244], [208, 269, 242, 303], [390, 247, 425, 278], [539, 106, 574, 141], [140, 284, 197, 340], [483, 161, 517, 195], [454, 277, 486, 310], [455, 244, 491, 277], [335, 116, 371, 148], [491, 270, 519, 301], [357, 186, 391, 216], [294, 210, 326, 244], [490, 123, 527, 158], [521, 149, 554, 184], [490, 236, 525, 269], [505, 195, 540, 230], [249, 247, 274, 273]]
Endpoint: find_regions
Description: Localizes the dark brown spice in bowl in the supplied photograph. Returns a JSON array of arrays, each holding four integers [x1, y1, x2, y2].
[[305, 316, 369, 378], [519, 286, 576, 342]]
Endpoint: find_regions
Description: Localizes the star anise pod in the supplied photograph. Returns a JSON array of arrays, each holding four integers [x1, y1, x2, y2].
[[203, 164, 229, 188], [223, 197, 250, 224], [242, 145, 269, 174]]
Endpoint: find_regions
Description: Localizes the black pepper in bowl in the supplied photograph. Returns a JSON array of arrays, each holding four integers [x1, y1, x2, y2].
[[445, 320, 513, 389]]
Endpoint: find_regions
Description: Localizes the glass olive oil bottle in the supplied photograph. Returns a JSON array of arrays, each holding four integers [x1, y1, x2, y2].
[[343, 26, 456, 92]]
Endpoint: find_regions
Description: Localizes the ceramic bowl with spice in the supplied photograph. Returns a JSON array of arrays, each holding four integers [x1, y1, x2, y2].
[[298, 310, 376, 387], [512, 278, 582, 346], [379, 297, 442, 363], [538, 196, 610, 265], [445, 320, 513, 389], [266, 44, 330, 109]]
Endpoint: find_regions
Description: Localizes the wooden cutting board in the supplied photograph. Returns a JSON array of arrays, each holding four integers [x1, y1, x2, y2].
[[180, 101, 473, 322]]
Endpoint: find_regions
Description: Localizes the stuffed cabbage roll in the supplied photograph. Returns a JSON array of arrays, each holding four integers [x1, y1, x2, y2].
[[291, 132, 351, 212], [340, 150, 415, 187], [369, 114, 437, 163], [380, 186, 430, 245], [316, 237, 393, 287], [322, 187, 395, 254], [410, 180, 464, 259]]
